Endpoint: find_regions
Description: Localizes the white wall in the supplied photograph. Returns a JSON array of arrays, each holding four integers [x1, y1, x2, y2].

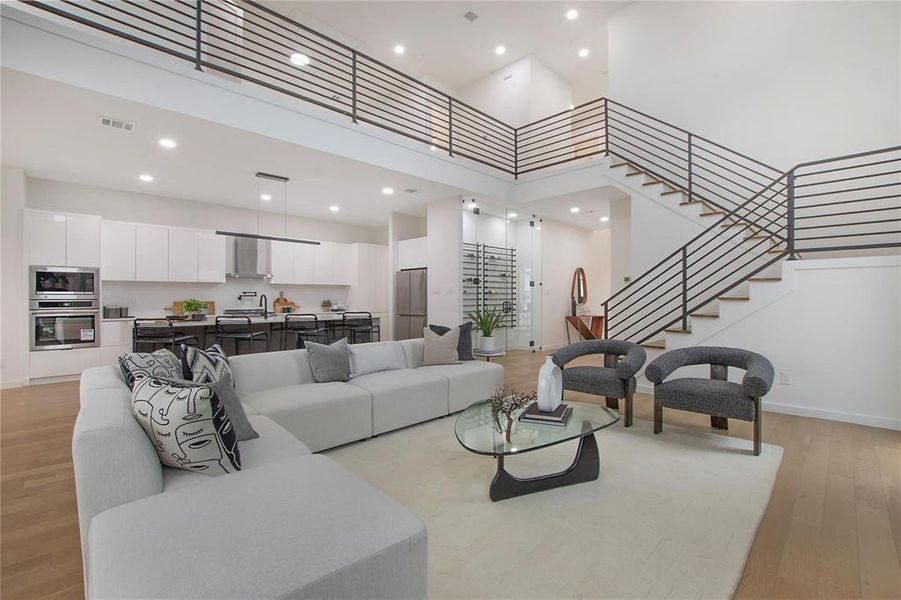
[[457, 56, 572, 128], [26, 178, 386, 244], [629, 192, 705, 277], [609, 197, 631, 292], [608, 1, 901, 168], [539, 219, 594, 349], [1, 167, 28, 388], [692, 257, 901, 430], [426, 197, 462, 327], [587, 229, 612, 304]]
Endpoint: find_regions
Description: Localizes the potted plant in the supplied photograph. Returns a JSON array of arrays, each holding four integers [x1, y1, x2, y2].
[[465, 306, 504, 352], [181, 298, 207, 321]]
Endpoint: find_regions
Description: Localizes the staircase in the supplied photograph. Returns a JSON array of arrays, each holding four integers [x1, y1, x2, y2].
[[598, 144, 901, 349]]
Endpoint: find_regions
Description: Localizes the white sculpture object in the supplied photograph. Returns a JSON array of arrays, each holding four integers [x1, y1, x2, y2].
[[536, 356, 563, 412]]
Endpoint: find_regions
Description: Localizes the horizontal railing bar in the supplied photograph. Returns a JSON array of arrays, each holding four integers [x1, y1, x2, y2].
[[793, 168, 901, 189], [685, 242, 776, 309], [795, 156, 900, 178], [450, 127, 515, 161], [515, 149, 605, 175], [608, 134, 688, 178], [606, 98, 692, 136], [517, 98, 605, 131], [687, 227, 786, 289], [608, 284, 683, 338], [796, 242, 901, 252], [691, 143, 780, 181], [795, 144, 901, 169], [796, 192, 900, 210], [796, 229, 901, 241], [606, 107, 687, 144], [517, 131, 604, 165], [795, 217, 900, 231], [517, 145, 592, 171], [356, 61, 451, 113], [690, 136, 781, 174], [517, 111, 606, 148], [356, 88, 449, 133], [794, 181, 900, 200], [451, 102, 517, 143], [516, 104, 605, 142], [355, 99, 446, 142], [56, 0, 195, 51], [795, 205, 900, 220], [606, 115, 688, 157], [124, 0, 197, 34], [605, 259, 683, 320], [688, 179, 785, 237], [604, 119, 687, 164], [517, 119, 605, 155], [447, 134, 516, 167], [691, 147, 777, 188]]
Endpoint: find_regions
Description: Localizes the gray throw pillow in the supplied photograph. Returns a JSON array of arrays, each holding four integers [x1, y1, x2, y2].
[[305, 338, 351, 383], [429, 322, 474, 361], [423, 326, 461, 366]]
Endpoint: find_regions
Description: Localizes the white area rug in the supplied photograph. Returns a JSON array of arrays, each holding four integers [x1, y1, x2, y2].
[[326, 416, 783, 599]]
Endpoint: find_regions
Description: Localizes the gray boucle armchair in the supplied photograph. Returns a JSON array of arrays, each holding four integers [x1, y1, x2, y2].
[[645, 346, 774, 455], [552, 340, 647, 427]]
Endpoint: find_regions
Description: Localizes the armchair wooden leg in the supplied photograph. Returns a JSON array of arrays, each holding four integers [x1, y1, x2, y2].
[[654, 405, 663, 434], [753, 397, 762, 456], [624, 388, 633, 428]]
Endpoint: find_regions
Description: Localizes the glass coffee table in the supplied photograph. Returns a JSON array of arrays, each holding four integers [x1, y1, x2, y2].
[[454, 400, 620, 501]]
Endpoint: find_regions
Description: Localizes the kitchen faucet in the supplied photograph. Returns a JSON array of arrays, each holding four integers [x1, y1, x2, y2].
[[259, 293, 269, 316]]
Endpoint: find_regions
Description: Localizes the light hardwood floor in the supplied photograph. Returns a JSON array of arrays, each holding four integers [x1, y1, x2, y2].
[[1, 350, 899, 599]]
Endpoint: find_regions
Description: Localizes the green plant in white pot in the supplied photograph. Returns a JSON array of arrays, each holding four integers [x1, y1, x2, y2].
[[466, 306, 505, 352]]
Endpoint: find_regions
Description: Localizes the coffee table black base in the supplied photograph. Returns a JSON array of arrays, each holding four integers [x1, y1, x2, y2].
[[489, 432, 599, 502]]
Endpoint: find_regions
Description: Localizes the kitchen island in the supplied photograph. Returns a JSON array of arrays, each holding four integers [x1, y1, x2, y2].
[[103, 312, 381, 355]]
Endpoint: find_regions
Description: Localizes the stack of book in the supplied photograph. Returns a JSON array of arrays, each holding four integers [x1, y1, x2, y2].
[[519, 402, 572, 427]]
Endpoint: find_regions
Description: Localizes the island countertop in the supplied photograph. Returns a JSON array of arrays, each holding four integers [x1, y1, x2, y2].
[[102, 312, 380, 325]]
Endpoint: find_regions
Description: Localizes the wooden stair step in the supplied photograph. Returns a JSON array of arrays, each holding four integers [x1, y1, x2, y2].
[[721, 222, 752, 229], [664, 327, 691, 334], [642, 339, 666, 350], [750, 276, 782, 282], [662, 189, 684, 196], [690, 312, 719, 319], [610, 162, 633, 169], [699, 210, 725, 217], [625, 171, 645, 177], [642, 180, 664, 187], [718, 296, 750, 301]]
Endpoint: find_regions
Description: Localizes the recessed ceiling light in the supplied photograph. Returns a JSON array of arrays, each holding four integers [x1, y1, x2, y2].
[[329, 205, 340, 212], [600, 216, 609, 222], [430, 145, 438, 151], [508, 212, 518, 218], [569, 104, 575, 110], [566, 9, 579, 20], [138, 174, 154, 182], [578, 48, 590, 58], [289, 52, 311, 67], [495, 45, 506, 55], [158, 138, 176, 149], [260, 193, 272, 201], [382, 187, 394, 195], [394, 44, 405, 55], [536, 226, 542, 230], [570, 207, 580, 213]]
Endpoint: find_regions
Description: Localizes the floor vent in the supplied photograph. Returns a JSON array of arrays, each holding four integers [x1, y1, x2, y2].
[[100, 116, 135, 132]]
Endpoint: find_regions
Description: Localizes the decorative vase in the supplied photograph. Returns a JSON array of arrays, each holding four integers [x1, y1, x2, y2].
[[536, 356, 563, 412], [480, 336, 496, 352]]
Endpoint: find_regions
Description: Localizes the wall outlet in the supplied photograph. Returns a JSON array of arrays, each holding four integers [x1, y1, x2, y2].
[[779, 371, 792, 385]]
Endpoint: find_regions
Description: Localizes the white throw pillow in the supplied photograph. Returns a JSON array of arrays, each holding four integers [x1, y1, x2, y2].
[[423, 326, 462, 366], [348, 342, 407, 377]]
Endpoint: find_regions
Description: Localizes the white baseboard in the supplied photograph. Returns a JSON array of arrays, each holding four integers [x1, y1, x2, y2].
[[761, 400, 901, 431], [1, 379, 27, 390]]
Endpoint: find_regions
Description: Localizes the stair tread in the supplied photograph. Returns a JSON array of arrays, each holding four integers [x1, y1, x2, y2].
[[662, 190, 685, 196], [642, 339, 666, 349], [699, 211, 725, 217], [665, 327, 691, 334], [690, 313, 719, 318], [719, 296, 750, 301], [642, 180, 664, 186], [750, 277, 782, 282], [625, 171, 645, 177], [610, 162, 632, 169]]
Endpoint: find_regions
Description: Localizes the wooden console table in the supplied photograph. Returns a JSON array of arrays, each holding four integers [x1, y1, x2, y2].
[[565, 315, 605, 343]]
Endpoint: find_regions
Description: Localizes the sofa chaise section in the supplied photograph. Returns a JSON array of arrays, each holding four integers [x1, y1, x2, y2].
[[88, 456, 428, 600]]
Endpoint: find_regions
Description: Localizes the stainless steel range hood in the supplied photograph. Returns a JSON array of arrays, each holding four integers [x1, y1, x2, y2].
[[220, 232, 320, 279]]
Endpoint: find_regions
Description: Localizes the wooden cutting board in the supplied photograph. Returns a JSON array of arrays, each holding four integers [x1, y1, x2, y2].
[[168, 301, 216, 315], [273, 292, 299, 313]]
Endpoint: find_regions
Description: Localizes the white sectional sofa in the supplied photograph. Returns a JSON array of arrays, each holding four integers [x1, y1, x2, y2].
[[74, 338, 503, 599]]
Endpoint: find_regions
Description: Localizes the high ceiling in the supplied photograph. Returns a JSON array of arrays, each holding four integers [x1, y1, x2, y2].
[[0, 69, 465, 226], [270, 1, 629, 95]]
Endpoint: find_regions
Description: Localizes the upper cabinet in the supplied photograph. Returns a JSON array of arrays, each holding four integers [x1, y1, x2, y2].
[[397, 236, 428, 270], [348, 243, 389, 312], [270, 240, 354, 286], [101, 221, 137, 280], [197, 232, 226, 282], [25, 210, 101, 267], [135, 224, 169, 281], [168, 228, 200, 282]]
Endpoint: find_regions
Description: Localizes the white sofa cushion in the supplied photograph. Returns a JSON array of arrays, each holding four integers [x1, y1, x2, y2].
[[88, 456, 428, 600], [243, 382, 372, 453], [350, 368, 448, 435], [229, 349, 314, 397], [348, 341, 406, 377], [163, 415, 311, 492], [419, 361, 505, 413]]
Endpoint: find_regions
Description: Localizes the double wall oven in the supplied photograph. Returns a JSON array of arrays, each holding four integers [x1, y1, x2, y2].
[[29, 266, 101, 351]]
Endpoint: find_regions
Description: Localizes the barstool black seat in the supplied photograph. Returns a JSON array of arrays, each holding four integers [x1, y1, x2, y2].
[[283, 314, 328, 349], [132, 318, 199, 355], [214, 316, 269, 355], [340, 312, 380, 344]]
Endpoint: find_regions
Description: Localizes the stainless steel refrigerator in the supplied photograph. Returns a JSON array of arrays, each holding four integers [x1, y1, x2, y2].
[[395, 268, 427, 340]]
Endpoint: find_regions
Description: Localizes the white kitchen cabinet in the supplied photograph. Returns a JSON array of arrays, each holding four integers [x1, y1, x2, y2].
[[397, 236, 428, 270], [313, 242, 334, 284], [65, 214, 102, 267], [198, 232, 226, 282], [29, 348, 102, 379], [168, 228, 199, 282], [294, 243, 316, 284], [349, 243, 388, 311], [331, 243, 353, 285], [270, 240, 294, 284], [135, 225, 169, 281], [101, 221, 136, 281], [25, 210, 67, 266]]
